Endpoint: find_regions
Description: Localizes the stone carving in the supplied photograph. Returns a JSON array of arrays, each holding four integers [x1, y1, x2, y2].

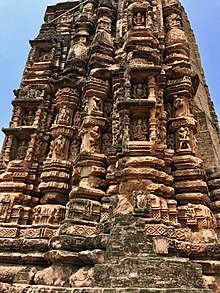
[[66, 199, 101, 222], [185, 203, 197, 225], [157, 117, 167, 145], [67, 36, 88, 60], [131, 118, 148, 141], [166, 13, 183, 29], [32, 205, 66, 225], [103, 102, 112, 119], [48, 135, 66, 160], [69, 139, 80, 160], [39, 48, 55, 62], [79, 126, 100, 153], [69, 266, 94, 287], [56, 106, 70, 125], [167, 133, 175, 149], [0, 195, 13, 223], [83, 2, 94, 14], [97, 16, 112, 32], [178, 204, 217, 229], [101, 133, 112, 155], [88, 96, 102, 114], [177, 127, 191, 151], [34, 265, 72, 287], [173, 95, 190, 117], [133, 12, 146, 26], [0, 1, 219, 292], [73, 111, 81, 126], [132, 83, 147, 99], [22, 109, 35, 126], [16, 140, 28, 159], [132, 191, 151, 215]]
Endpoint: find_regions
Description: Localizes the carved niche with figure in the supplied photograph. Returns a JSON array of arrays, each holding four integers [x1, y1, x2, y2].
[[131, 117, 149, 141]]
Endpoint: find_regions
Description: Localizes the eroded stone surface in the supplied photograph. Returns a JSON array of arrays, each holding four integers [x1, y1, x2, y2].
[[0, 0, 219, 292]]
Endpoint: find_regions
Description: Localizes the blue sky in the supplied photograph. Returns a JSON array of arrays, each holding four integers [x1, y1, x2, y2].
[[0, 0, 220, 148]]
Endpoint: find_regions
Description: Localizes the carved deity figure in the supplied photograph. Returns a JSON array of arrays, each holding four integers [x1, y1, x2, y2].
[[90, 126, 100, 153], [67, 36, 88, 60], [27, 110, 35, 125], [112, 119, 119, 145], [174, 96, 190, 117], [0, 195, 12, 223], [48, 135, 65, 160], [79, 126, 100, 153], [133, 191, 151, 215], [158, 119, 167, 144], [103, 102, 113, 119], [69, 139, 80, 160], [147, 12, 153, 28], [133, 84, 147, 99], [56, 106, 70, 124], [17, 140, 28, 160], [186, 203, 197, 225], [89, 96, 102, 114], [178, 127, 191, 151], [73, 111, 81, 126], [12, 106, 22, 127], [132, 118, 147, 141], [133, 12, 146, 26], [101, 133, 112, 155], [22, 109, 34, 126], [166, 13, 182, 29], [39, 49, 55, 62]]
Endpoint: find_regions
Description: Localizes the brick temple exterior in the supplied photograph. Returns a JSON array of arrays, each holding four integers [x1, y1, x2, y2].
[[0, 0, 220, 292]]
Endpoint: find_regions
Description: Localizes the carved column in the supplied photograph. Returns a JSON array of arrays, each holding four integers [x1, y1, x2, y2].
[[163, 1, 216, 234], [106, 0, 178, 227], [35, 87, 79, 239]]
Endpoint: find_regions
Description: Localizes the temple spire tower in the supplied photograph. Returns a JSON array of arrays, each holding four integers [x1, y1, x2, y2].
[[0, 0, 220, 291]]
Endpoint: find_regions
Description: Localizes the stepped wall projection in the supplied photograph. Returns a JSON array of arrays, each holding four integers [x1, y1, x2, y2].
[[0, 0, 220, 292]]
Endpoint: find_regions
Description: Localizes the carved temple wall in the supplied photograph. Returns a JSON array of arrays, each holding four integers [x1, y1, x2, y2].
[[0, 0, 219, 292]]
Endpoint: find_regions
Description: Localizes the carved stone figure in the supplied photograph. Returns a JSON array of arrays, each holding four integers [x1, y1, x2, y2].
[[68, 140, 79, 160], [16, 140, 28, 159], [178, 127, 191, 151], [133, 191, 151, 215], [90, 126, 100, 153], [101, 133, 112, 155], [89, 96, 102, 114], [132, 118, 148, 141], [186, 203, 197, 224], [166, 13, 182, 29], [133, 12, 146, 26], [67, 36, 88, 60], [48, 135, 66, 160], [133, 84, 147, 99], [73, 111, 81, 126], [56, 106, 70, 124], [173, 96, 190, 117], [83, 2, 94, 14]]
